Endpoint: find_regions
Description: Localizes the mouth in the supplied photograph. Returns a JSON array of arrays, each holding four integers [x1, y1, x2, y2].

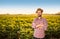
[[38, 15, 41, 17]]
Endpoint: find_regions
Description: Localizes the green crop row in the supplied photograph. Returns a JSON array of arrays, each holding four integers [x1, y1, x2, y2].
[[0, 14, 60, 39]]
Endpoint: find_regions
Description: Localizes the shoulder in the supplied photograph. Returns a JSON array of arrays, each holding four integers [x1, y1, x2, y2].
[[33, 18, 38, 21], [32, 18, 38, 22], [42, 17, 47, 21]]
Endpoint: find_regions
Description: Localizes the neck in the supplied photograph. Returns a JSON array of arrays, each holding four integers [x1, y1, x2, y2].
[[38, 16, 42, 19]]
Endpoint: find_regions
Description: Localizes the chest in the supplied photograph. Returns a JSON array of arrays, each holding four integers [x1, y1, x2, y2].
[[35, 19, 44, 25]]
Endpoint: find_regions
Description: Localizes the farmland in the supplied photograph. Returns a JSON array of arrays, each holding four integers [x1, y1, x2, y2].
[[0, 14, 60, 39]]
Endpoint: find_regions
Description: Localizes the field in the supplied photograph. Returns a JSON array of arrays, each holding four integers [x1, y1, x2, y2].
[[0, 14, 60, 39]]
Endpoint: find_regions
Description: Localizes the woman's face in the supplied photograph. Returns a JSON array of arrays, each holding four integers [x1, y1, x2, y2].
[[37, 10, 42, 17]]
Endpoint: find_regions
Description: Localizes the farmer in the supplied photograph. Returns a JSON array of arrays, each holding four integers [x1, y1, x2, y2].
[[32, 8, 48, 39]]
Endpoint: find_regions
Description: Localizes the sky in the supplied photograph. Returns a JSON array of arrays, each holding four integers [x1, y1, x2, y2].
[[0, 0, 60, 14]]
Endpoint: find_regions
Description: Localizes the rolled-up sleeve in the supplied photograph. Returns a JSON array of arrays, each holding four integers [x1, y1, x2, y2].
[[43, 19, 48, 31]]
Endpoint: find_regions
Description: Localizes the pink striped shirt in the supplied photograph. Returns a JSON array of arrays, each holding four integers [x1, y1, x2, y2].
[[32, 17, 48, 38]]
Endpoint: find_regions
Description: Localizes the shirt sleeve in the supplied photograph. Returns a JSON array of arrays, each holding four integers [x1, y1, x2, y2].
[[43, 18, 48, 31], [32, 19, 37, 29]]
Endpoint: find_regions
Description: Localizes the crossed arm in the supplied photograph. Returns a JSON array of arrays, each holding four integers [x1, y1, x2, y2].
[[32, 19, 48, 30]]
